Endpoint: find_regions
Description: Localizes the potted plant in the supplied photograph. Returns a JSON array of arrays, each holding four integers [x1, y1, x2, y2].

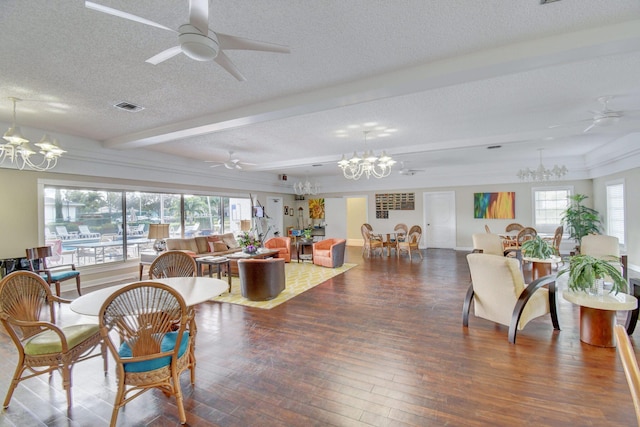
[[520, 236, 555, 260], [561, 194, 601, 253], [558, 254, 627, 295], [237, 231, 261, 254], [302, 227, 313, 242]]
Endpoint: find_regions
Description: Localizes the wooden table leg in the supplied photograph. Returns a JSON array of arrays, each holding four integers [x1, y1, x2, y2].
[[580, 306, 616, 347], [531, 262, 552, 281]]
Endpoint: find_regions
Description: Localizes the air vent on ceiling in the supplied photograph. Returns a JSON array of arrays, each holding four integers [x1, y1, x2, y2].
[[114, 101, 144, 112], [487, 145, 502, 150], [540, 0, 561, 4]]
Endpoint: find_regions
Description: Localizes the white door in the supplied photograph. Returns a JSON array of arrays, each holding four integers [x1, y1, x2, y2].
[[265, 197, 283, 240], [423, 191, 456, 249], [324, 197, 346, 239]]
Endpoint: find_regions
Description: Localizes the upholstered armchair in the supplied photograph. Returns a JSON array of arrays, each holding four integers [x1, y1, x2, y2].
[[238, 258, 286, 301], [471, 233, 521, 261], [463, 253, 560, 343], [263, 236, 292, 262], [313, 238, 346, 268], [580, 234, 627, 280]]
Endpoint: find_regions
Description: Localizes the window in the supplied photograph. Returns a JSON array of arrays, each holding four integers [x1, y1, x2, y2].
[[606, 181, 625, 245], [43, 185, 251, 268], [532, 187, 571, 233]]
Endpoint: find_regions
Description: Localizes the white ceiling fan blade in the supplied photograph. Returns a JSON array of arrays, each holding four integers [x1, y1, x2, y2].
[[214, 51, 246, 81], [216, 33, 290, 53], [85, 1, 176, 33], [208, 164, 223, 168], [146, 46, 182, 65], [583, 122, 596, 133], [189, 0, 209, 35]]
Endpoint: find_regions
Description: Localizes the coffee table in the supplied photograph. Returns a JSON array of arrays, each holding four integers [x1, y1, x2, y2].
[[226, 249, 280, 275]]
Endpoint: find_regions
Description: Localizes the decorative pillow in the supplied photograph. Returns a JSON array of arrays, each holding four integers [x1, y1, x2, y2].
[[222, 233, 240, 249], [207, 235, 223, 243], [209, 241, 229, 252]]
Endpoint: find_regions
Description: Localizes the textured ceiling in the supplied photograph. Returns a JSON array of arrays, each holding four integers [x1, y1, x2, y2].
[[1, 0, 640, 182]]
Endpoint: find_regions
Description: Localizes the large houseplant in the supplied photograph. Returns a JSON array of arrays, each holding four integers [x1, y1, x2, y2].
[[561, 194, 601, 252], [520, 236, 555, 260], [558, 254, 627, 295]]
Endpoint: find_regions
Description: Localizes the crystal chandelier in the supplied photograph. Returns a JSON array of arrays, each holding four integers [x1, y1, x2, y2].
[[517, 149, 567, 182], [338, 130, 396, 180], [293, 178, 318, 196], [1, 97, 65, 171]]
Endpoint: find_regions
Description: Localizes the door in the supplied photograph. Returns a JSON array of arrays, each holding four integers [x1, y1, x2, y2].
[[423, 191, 456, 249], [324, 197, 346, 239], [265, 197, 283, 241]]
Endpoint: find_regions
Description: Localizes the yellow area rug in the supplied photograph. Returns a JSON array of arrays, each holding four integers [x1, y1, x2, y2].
[[211, 262, 356, 309]]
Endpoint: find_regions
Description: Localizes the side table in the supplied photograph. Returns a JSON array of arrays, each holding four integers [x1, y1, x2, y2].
[[296, 241, 313, 263], [195, 257, 232, 292], [523, 256, 562, 281], [139, 251, 159, 280]]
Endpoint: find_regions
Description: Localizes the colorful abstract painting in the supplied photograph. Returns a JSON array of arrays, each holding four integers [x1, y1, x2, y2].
[[474, 192, 515, 219], [309, 198, 325, 219]]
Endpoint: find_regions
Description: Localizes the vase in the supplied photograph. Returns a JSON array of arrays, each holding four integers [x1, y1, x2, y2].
[[243, 247, 257, 254], [587, 278, 605, 296]]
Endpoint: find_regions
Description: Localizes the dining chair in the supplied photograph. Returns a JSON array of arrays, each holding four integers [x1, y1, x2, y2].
[[484, 224, 491, 233], [542, 225, 564, 268], [26, 245, 82, 296], [614, 324, 640, 426], [464, 253, 560, 343], [361, 224, 383, 257], [397, 225, 422, 260], [99, 281, 193, 426], [0, 271, 107, 409], [149, 250, 197, 279], [505, 223, 524, 232]]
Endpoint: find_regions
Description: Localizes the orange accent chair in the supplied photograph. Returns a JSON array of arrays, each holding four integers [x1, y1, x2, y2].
[[263, 237, 292, 262], [312, 238, 346, 268]]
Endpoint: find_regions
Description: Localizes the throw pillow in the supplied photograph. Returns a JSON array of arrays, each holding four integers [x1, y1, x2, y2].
[[222, 233, 240, 249], [209, 241, 229, 252]]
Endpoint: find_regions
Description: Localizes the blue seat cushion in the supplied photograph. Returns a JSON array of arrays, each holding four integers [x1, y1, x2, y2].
[[119, 331, 189, 373], [41, 270, 79, 282]]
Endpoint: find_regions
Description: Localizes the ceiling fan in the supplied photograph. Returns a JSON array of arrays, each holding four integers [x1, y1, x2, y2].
[[398, 162, 425, 176], [206, 151, 255, 170], [85, 0, 290, 81], [550, 96, 638, 133]]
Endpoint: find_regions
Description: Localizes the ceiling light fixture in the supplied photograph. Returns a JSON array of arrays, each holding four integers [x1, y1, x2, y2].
[[293, 177, 319, 196], [338, 130, 396, 180], [1, 97, 65, 171], [517, 148, 567, 182]]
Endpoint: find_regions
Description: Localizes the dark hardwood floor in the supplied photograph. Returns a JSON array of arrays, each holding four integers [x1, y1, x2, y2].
[[0, 247, 638, 426]]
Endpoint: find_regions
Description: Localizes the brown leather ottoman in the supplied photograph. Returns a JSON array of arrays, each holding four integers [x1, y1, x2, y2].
[[237, 258, 286, 301]]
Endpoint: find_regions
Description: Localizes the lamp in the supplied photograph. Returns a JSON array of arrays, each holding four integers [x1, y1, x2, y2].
[[293, 178, 318, 196], [147, 224, 170, 253], [338, 130, 396, 180], [1, 97, 65, 171], [517, 148, 568, 182]]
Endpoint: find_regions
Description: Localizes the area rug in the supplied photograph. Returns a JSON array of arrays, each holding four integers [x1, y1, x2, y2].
[[210, 262, 356, 309]]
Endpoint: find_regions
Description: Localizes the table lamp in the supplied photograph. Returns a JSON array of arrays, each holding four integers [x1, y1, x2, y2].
[[147, 224, 170, 253]]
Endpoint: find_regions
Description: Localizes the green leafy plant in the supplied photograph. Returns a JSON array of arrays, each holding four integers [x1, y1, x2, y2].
[[561, 194, 601, 249], [237, 231, 261, 252], [558, 254, 627, 294], [520, 236, 555, 260], [302, 227, 313, 240]]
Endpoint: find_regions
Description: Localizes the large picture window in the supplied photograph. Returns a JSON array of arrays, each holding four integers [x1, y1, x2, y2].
[[532, 187, 572, 234], [43, 186, 251, 267]]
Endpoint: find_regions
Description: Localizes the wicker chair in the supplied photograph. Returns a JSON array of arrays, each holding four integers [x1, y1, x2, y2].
[[397, 225, 423, 260], [361, 224, 383, 257], [505, 223, 524, 232], [26, 245, 82, 296], [0, 271, 107, 409], [99, 282, 194, 426], [149, 250, 197, 279]]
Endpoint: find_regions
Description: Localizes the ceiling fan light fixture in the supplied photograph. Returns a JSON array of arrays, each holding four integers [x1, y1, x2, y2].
[[178, 25, 219, 61]]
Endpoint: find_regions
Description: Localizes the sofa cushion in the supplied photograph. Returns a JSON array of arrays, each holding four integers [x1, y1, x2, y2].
[[194, 237, 209, 254], [166, 238, 199, 253]]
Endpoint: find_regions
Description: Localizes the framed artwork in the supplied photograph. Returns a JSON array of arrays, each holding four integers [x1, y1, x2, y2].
[[289, 208, 294, 216], [284, 206, 289, 215], [474, 192, 515, 219], [309, 198, 325, 219]]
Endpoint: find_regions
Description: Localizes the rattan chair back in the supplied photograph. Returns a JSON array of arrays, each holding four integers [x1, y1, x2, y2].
[[505, 223, 524, 232], [99, 281, 193, 426], [0, 271, 105, 409], [149, 250, 197, 279]]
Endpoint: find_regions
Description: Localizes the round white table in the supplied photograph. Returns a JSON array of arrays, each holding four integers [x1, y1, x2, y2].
[[70, 277, 228, 316], [523, 256, 562, 281], [563, 289, 637, 347]]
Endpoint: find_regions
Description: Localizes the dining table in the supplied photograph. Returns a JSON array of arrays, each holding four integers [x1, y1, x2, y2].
[[70, 276, 228, 317]]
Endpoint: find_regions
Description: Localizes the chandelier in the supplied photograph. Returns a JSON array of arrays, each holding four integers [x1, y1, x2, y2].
[[338, 130, 396, 180], [293, 178, 318, 196], [1, 97, 65, 171], [517, 149, 567, 182]]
